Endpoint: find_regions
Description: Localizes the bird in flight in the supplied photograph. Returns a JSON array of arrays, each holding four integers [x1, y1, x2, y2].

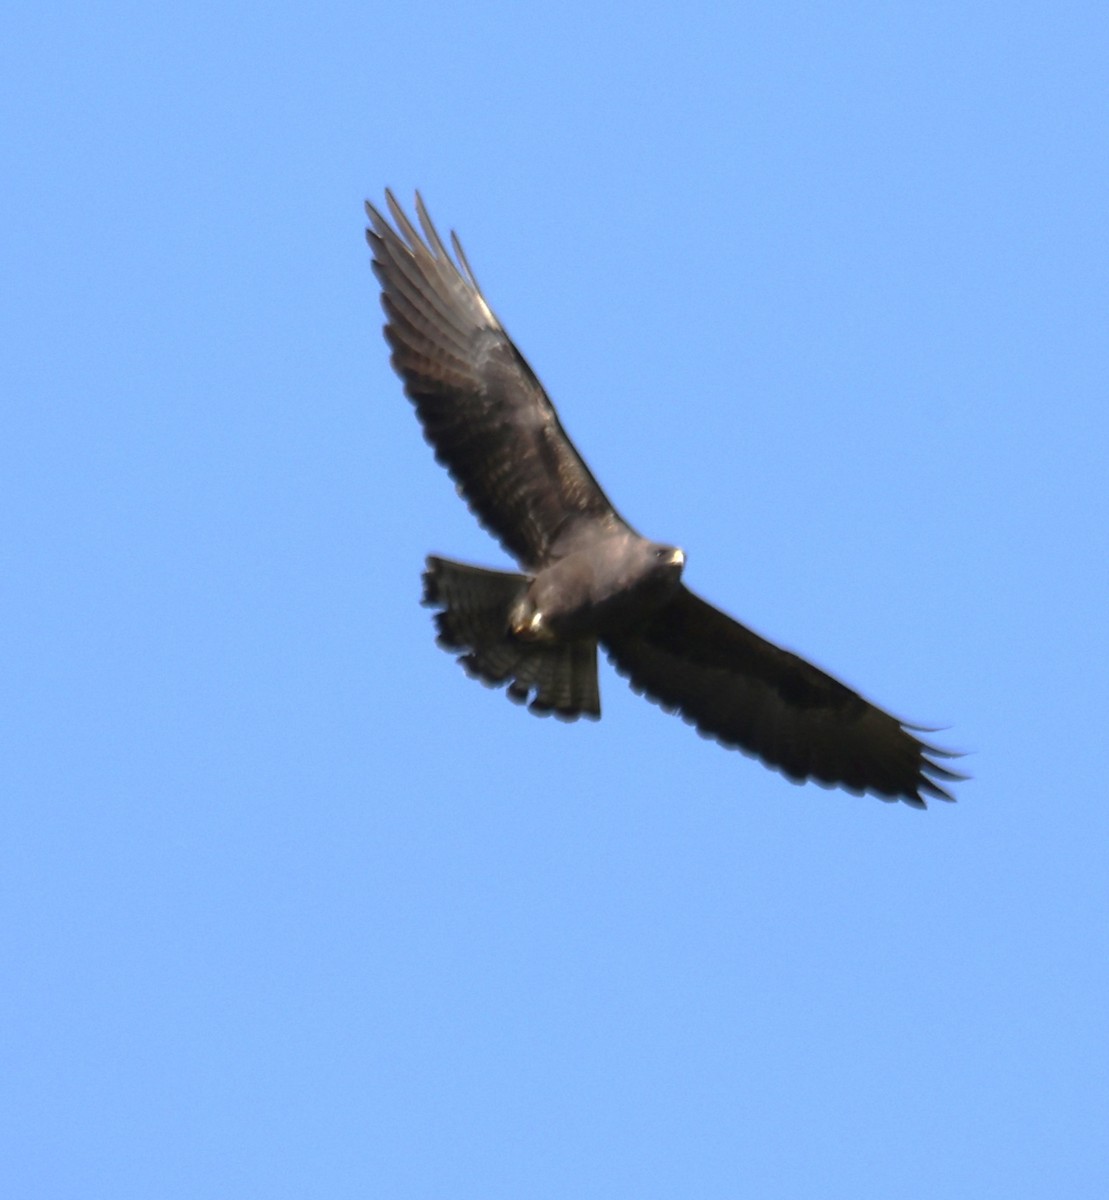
[[365, 192, 961, 807]]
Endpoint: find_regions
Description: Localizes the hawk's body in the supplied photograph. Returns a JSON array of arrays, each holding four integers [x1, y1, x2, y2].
[[366, 192, 961, 807]]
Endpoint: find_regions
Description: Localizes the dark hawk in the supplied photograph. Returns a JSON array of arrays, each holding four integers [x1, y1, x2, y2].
[[365, 192, 961, 807]]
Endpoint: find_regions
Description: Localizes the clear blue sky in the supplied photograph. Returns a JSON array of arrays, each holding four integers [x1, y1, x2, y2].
[[3, 3, 1108, 1196]]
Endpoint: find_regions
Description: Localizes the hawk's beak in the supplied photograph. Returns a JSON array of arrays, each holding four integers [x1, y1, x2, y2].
[[668, 548, 686, 568]]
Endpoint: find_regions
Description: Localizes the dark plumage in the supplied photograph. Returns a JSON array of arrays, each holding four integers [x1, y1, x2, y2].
[[366, 191, 962, 807]]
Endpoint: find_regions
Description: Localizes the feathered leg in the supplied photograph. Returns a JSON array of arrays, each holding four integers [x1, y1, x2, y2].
[[422, 556, 600, 720]]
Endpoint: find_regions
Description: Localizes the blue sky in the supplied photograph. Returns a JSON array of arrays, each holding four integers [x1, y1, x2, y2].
[[3, 2, 1108, 1196]]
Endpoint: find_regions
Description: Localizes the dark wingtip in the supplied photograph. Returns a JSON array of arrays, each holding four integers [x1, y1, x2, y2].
[[364, 194, 392, 242], [916, 737, 970, 806]]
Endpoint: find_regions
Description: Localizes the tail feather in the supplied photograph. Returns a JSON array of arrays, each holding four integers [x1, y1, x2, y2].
[[422, 556, 601, 721]]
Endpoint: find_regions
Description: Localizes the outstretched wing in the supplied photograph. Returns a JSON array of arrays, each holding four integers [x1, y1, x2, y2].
[[366, 192, 618, 569], [604, 586, 962, 806]]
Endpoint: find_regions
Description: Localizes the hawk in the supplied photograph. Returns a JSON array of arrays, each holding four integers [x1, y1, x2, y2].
[[366, 192, 961, 807]]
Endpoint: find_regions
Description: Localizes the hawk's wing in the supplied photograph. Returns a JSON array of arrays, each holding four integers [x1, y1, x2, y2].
[[604, 586, 961, 806], [366, 192, 618, 569]]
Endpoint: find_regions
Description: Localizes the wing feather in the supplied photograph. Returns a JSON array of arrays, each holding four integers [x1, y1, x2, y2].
[[604, 586, 963, 806], [366, 192, 617, 567]]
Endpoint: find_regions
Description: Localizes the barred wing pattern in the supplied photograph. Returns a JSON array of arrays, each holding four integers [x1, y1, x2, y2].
[[605, 586, 961, 806], [366, 192, 617, 570], [369, 192, 962, 807]]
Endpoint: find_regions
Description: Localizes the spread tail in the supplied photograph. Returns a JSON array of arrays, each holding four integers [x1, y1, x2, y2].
[[421, 556, 600, 720]]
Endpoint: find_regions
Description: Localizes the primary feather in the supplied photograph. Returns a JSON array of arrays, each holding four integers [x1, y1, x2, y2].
[[367, 191, 963, 806]]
